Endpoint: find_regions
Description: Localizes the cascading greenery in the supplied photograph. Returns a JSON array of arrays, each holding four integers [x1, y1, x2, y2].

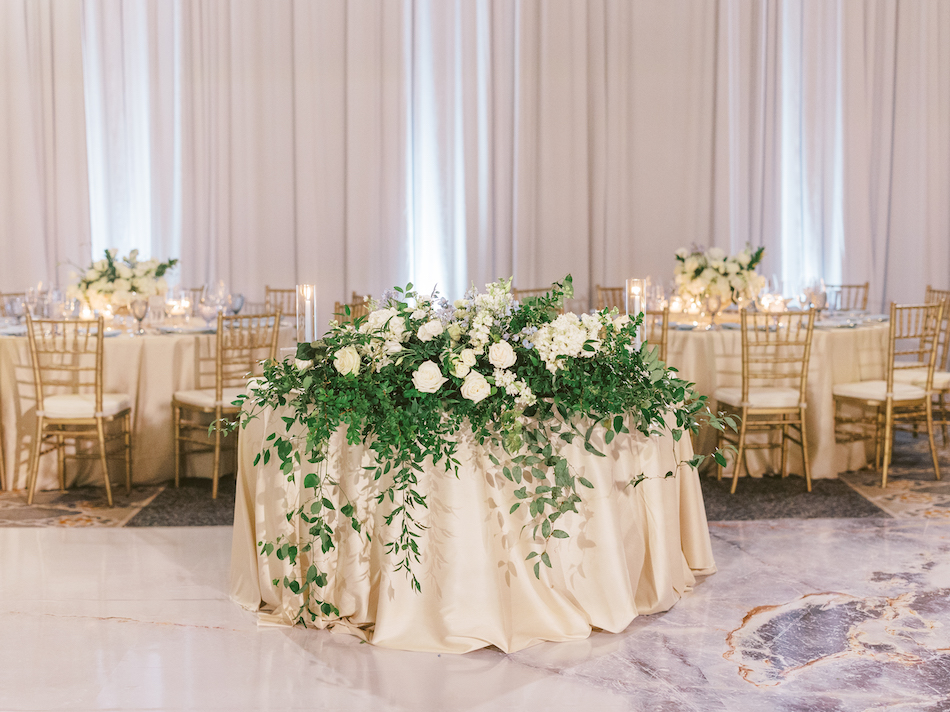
[[232, 276, 734, 625]]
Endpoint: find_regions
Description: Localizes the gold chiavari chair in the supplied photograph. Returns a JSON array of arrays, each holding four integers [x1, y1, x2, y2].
[[897, 286, 950, 444], [25, 315, 132, 506], [826, 282, 870, 312], [172, 311, 281, 498], [186, 287, 205, 311], [643, 307, 671, 363], [333, 292, 372, 324], [833, 302, 944, 488], [715, 308, 816, 494], [265, 286, 297, 315], [512, 287, 566, 315], [596, 285, 625, 312]]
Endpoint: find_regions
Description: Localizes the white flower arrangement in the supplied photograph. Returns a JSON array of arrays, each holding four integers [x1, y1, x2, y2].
[[67, 249, 178, 311], [673, 245, 766, 305]]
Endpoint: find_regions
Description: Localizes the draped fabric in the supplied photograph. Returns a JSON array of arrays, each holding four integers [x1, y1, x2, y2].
[[3, 1, 949, 314], [0, 0, 90, 290]]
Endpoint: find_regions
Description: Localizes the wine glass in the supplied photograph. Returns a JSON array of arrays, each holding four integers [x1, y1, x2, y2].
[[704, 294, 723, 331], [5, 297, 25, 324], [227, 293, 245, 315], [130, 298, 149, 335], [197, 299, 219, 329], [25, 287, 41, 316]]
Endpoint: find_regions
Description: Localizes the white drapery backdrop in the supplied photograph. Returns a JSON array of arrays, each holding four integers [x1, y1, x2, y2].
[[0, 0, 90, 290], [3, 0, 949, 313]]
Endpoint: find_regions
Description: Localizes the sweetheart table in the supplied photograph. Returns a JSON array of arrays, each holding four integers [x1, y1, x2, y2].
[[230, 405, 717, 654]]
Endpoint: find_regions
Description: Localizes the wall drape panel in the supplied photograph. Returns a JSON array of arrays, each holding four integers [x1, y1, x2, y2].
[[0, 0, 90, 289], [12, 0, 950, 312]]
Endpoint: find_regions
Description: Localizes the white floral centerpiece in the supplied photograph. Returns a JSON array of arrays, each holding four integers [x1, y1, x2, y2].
[[230, 276, 733, 622], [68, 249, 178, 312], [673, 245, 766, 306]]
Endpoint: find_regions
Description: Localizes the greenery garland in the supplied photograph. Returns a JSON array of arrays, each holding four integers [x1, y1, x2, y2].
[[232, 276, 734, 624]]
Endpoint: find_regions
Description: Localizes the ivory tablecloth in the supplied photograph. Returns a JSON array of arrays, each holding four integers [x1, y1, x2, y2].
[[0, 329, 294, 490], [665, 323, 890, 478], [230, 407, 716, 653]]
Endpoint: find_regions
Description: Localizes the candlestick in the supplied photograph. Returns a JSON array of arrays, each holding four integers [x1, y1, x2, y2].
[[626, 278, 646, 349], [296, 284, 318, 343]]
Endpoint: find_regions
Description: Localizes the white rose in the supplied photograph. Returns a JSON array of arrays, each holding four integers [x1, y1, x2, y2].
[[116, 264, 133, 279], [412, 360, 447, 393], [675, 247, 689, 259], [684, 256, 700, 274], [737, 250, 752, 267], [488, 340, 517, 369], [447, 323, 462, 342], [707, 247, 725, 261], [383, 340, 402, 354], [450, 358, 470, 378], [416, 319, 444, 342], [84, 269, 98, 281], [294, 359, 314, 371], [333, 345, 361, 376], [460, 371, 491, 403], [613, 314, 631, 329], [459, 349, 477, 368]]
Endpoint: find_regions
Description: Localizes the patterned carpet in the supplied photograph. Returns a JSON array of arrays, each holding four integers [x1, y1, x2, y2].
[[1, 429, 948, 527]]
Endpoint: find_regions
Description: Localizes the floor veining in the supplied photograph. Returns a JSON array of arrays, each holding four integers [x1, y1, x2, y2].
[[1, 520, 948, 711]]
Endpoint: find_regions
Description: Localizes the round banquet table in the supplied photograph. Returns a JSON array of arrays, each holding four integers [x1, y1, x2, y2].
[[0, 326, 295, 491], [230, 405, 717, 654], [664, 321, 890, 479]]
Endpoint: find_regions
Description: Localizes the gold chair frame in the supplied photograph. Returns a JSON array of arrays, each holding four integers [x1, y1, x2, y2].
[[826, 282, 870, 312], [25, 315, 132, 506], [333, 292, 372, 324], [172, 311, 281, 498], [643, 307, 671, 363], [595, 285, 624, 312], [265, 286, 297, 315], [921, 286, 950, 443], [834, 302, 944, 487], [716, 309, 817, 494], [512, 287, 565, 315]]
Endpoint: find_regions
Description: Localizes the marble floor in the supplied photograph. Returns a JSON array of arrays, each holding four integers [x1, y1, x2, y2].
[[2, 520, 949, 711]]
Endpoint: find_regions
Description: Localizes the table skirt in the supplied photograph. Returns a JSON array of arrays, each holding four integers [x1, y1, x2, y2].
[[230, 406, 716, 654]]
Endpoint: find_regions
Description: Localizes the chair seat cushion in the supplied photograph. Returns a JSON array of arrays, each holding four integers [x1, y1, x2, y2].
[[832, 380, 927, 402], [714, 387, 802, 409], [892, 368, 950, 390], [43, 393, 131, 419], [174, 387, 247, 409]]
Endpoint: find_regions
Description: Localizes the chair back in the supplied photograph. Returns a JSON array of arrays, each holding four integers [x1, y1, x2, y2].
[[924, 285, 950, 370], [887, 302, 944, 393], [333, 292, 371, 324], [596, 285, 624, 312], [212, 311, 282, 401], [738, 309, 817, 406], [827, 282, 869, 311], [512, 287, 565, 315], [264, 286, 296, 315], [25, 315, 105, 415], [643, 307, 670, 362]]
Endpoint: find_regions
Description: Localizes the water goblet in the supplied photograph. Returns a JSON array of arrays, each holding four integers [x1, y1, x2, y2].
[[6, 297, 25, 324], [227, 293, 245, 315], [704, 294, 723, 331], [130, 298, 149, 335], [197, 299, 219, 329]]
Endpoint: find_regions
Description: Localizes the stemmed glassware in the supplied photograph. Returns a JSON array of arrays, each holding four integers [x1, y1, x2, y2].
[[130, 298, 149, 335], [227, 293, 245, 315], [197, 297, 219, 329], [5, 297, 25, 324], [704, 294, 723, 331]]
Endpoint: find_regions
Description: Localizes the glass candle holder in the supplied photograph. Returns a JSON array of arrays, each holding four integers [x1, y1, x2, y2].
[[625, 278, 646, 349], [296, 284, 318, 343]]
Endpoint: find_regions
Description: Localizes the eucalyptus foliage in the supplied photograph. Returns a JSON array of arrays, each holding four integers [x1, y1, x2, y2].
[[233, 276, 734, 625]]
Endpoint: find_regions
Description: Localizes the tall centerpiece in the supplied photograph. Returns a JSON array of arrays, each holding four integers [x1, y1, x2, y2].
[[68, 249, 178, 313], [232, 276, 734, 624], [673, 245, 766, 308]]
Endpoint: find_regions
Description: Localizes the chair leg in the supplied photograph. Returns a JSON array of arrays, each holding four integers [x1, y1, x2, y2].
[[926, 401, 941, 481], [799, 409, 812, 493], [874, 407, 884, 471], [124, 412, 132, 495], [731, 413, 748, 494], [26, 415, 44, 505], [780, 419, 790, 478], [881, 401, 894, 488], [939, 393, 949, 446], [96, 418, 114, 507], [212, 407, 222, 500], [57, 434, 66, 492], [716, 426, 723, 481], [173, 404, 181, 488]]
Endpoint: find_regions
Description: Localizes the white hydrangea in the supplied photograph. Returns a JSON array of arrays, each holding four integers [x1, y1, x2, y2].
[[532, 313, 603, 373]]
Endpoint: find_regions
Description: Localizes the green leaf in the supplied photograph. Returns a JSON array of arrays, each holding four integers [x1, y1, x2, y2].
[[613, 415, 624, 433], [303, 473, 319, 489], [578, 476, 594, 489], [552, 529, 569, 538], [509, 503, 521, 514], [540, 552, 552, 568]]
